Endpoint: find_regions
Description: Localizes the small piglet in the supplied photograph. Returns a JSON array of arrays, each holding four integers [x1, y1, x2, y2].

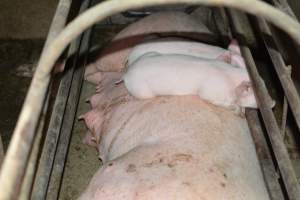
[[123, 53, 257, 110], [127, 37, 246, 69], [85, 11, 215, 73]]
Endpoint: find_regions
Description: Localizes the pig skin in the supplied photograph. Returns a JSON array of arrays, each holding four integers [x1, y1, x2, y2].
[[127, 37, 246, 68], [84, 11, 215, 74], [79, 95, 269, 200], [123, 54, 256, 109], [79, 72, 269, 199]]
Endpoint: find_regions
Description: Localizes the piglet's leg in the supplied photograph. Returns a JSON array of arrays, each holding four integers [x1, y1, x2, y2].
[[83, 131, 98, 148], [85, 72, 104, 85], [84, 63, 104, 85], [79, 108, 105, 144]]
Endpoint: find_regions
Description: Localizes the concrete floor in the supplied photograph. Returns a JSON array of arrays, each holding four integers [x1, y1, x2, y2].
[[0, 0, 58, 39], [0, 39, 44, 149], [59, 82, 100, 199], [0, 0, 300, 199]]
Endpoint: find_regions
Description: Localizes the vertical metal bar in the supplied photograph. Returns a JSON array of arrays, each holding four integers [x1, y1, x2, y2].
[[257, 18, 300, 131], [1, 1, 300, 199], [281, 66, 291, 138], [228, 9, 300, 200], [246, 109, 284, 200], [0, 133, 4, 167], [281, 97, 288, 137], [271, 0, 297, 19], [0, 1, 72, 200], [31, 34, 81, 200], [46, 27, 92, 200], [31, 1, 90, 199], [19, 93, 50, 200]]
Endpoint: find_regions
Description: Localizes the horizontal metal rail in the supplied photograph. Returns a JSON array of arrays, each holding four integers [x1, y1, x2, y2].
[[1, 1, 300, 199]]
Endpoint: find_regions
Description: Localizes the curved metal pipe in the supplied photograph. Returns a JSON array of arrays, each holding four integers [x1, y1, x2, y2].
[[1, 0, 300, 199]]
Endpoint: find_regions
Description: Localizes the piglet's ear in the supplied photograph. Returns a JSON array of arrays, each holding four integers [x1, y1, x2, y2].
[[235, 81, 252, 97], [228, 39, 241, 55], [217, 52, 231, 64]]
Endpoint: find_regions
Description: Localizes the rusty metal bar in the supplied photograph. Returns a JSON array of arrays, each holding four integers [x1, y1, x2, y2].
[[1, 1, 300, 200], [246, 109, 284, 200], [228, 9, 300, 200], [257, 18, 300, 131]]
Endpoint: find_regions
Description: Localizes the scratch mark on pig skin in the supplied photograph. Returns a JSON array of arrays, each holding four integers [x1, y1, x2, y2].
[[126, 164, 137, 173], [182, 182, 191, 186], [220, 182, 226, 188], [143, 154, 193, 168], [168, 154, 193, 167]]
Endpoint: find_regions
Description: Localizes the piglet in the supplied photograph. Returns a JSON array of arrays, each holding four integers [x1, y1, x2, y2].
[[84, 11, 215, 74], [123, 53, 257, 111], [127, 37, 246, 69]]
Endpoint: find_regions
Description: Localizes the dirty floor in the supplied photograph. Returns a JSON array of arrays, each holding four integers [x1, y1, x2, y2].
[[1, 2, 300, 200]]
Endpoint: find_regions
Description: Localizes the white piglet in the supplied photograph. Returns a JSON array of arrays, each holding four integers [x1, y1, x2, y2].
[[123, 53, 257, 111], [127, 37, 246, 68]]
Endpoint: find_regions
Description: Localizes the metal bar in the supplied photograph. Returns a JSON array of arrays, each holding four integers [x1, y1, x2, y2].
[[0, 133, 3, 167], [257, 18, 300, 131], [31, 45, 78, 200], [281, 66, 291, 138], [31, 1, 90, 199], [46, 27, 92, 200], [0, 1, 72, 199], [19, 92, 51, 200], [268, 0, 300, 65], [228, 9, 300, 200], [271, 0, 297, 19], [2, 1, 300, 199], [281, 97, 288, 137], [246, 109, 284, 200], [212, 7, 232, 46]]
